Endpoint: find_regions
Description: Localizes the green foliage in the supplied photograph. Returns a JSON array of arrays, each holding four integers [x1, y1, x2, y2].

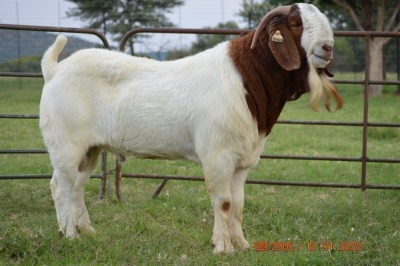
[[385, 38, 400, 73], [331, 37, 364, 73], [167, 21, 240, 60], [66, 0, 116, 34], [190, 21, 239, 54], [0, 56, 41, 73], [165, 48, 193, 61], [237, 0, 275, 29]]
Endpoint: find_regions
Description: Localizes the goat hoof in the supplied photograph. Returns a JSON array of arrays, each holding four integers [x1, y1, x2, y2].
[[211, 238, 235, 255], [79, 225, 96, 235], [232, 239, 250, 251], [65, 227, 79, 239]]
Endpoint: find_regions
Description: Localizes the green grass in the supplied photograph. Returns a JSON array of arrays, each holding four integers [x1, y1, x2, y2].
[[0, 76, 399, 265]]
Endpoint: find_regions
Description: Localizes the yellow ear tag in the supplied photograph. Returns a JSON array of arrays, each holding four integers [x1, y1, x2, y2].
[[271, 30, 283, 42]]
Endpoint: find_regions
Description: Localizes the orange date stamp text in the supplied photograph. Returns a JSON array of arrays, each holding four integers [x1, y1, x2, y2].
[[253, 241, 363, 252]]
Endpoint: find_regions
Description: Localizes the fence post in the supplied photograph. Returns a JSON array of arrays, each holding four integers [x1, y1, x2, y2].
[[361, 34, 371, 191]]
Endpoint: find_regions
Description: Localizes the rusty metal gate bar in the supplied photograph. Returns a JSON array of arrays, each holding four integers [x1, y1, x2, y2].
[[361, 34, 371, 191], [0, 24, 109, 49], [0, 24, 110, 198], [117, 28, 400, 198]]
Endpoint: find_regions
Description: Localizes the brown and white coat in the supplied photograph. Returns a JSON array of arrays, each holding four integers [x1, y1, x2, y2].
[[40, 3, 342, 254]]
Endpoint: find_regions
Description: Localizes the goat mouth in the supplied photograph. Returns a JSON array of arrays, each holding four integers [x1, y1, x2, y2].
[[313, 53, 332, 62]]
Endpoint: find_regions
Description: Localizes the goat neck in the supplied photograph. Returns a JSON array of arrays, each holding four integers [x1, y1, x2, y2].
[[229, 31, 309, 136]]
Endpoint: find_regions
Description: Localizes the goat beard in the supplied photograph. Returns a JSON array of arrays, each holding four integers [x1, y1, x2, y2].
[[308, 59, 343, 112]]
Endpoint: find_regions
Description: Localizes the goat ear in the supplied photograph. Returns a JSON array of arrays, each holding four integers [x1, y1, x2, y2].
[[268, 24, 301, 71]]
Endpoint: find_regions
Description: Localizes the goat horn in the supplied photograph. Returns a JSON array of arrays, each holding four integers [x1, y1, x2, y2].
[[250, 5, 292, 49]]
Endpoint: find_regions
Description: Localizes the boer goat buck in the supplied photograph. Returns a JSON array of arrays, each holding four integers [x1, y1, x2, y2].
[[40, 3, 342, 254]]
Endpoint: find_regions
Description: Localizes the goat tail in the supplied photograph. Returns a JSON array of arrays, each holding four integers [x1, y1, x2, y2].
[[41, 35, 68, 81]]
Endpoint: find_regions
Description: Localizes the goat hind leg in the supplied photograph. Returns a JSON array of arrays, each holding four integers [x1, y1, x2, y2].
[[72, 147, 101, 234], [71, 179, 95, 234]]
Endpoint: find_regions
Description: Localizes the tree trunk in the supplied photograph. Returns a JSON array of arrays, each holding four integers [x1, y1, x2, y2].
[[368, 38, 385, 96]]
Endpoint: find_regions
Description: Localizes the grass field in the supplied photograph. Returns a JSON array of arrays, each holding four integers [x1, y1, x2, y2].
[[0, 75, 399, 265]]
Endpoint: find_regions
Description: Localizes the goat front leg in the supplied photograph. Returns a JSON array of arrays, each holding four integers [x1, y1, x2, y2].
[[71, 147, 101, 234], [50, 176, 63, 234], [228, 168, 250, 250], [203, 158, 235, 254]]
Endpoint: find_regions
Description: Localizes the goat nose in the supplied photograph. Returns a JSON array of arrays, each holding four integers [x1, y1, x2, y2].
[[322, 44, 333, 52]]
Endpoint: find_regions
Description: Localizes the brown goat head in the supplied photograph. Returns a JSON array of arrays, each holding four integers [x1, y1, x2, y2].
[[250, 3, 343, 112]]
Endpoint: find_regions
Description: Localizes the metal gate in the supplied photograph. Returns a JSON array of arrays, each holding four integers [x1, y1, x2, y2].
[[0, 24, 399, 199]]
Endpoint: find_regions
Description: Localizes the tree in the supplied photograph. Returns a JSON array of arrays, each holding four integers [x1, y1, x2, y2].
[[190, 21, 239, 54], [67, 0, 184, 55], [66, 0, 115, 36], [237, 0, 400, 96], [166, 21, 240, 60], [330, 0, 400, 96], [237, 0, 274, 29]]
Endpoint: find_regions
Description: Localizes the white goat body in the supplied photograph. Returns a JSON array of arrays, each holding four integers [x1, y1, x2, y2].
[[40, 36, 263, 254], [40, 3, 341, 254]]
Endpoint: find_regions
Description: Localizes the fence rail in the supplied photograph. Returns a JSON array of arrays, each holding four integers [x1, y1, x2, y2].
[[0, 24, 399, 199]]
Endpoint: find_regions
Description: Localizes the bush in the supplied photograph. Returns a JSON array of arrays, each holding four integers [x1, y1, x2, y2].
[[0, 56, 42, 73]]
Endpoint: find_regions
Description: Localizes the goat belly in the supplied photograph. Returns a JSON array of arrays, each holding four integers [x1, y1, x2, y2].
[[105, 146, 199, 162]]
